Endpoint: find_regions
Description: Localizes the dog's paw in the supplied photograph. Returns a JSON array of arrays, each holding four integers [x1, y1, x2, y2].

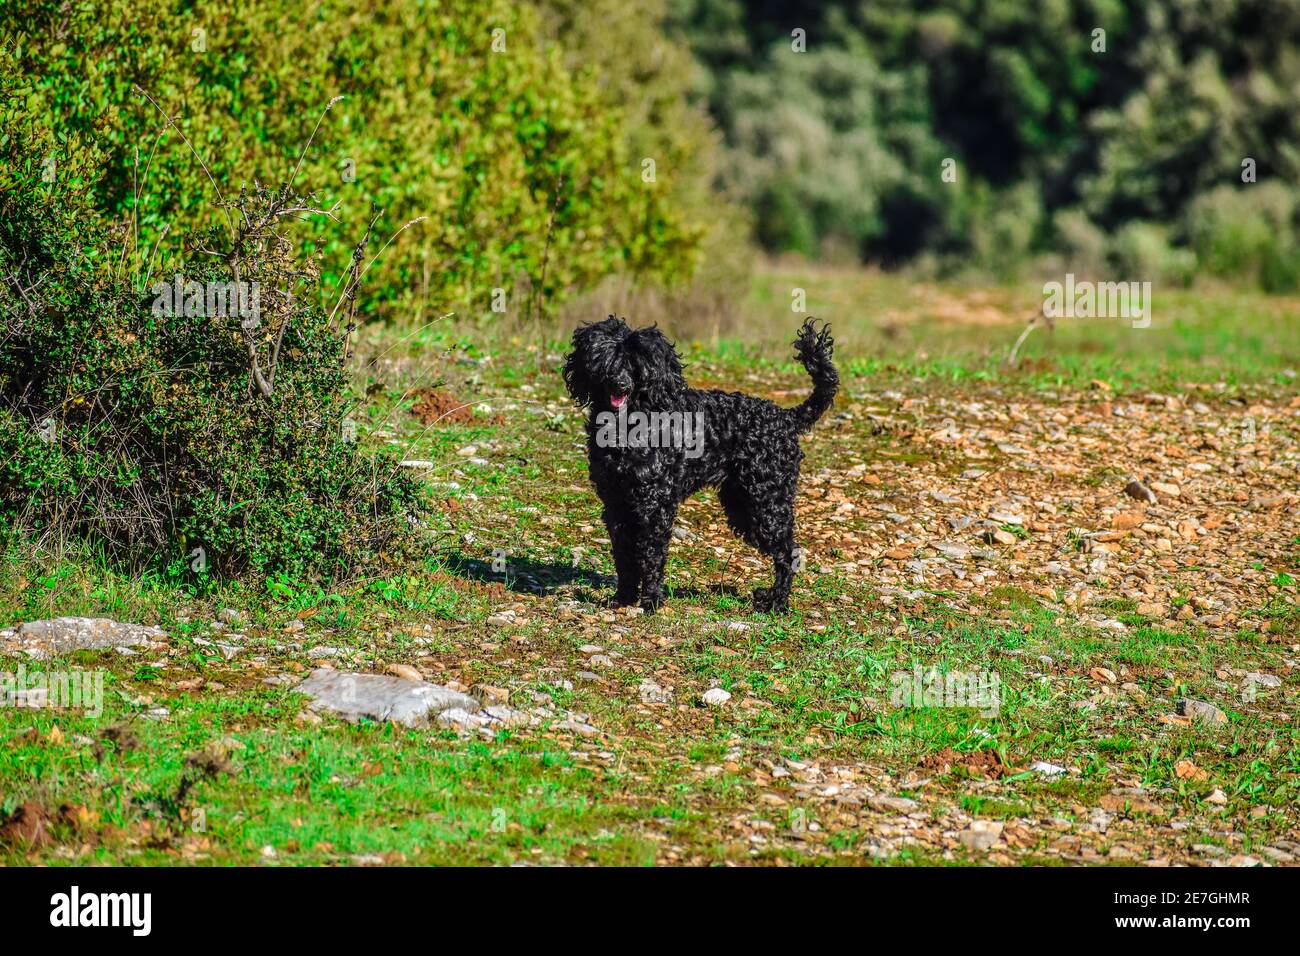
[[639, 593, 663, 614], [613, 590, 641, 608], [751, 587, 789, 614]]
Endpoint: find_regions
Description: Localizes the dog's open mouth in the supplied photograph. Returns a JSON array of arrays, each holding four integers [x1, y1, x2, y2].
[[610, 391, 628, 409]]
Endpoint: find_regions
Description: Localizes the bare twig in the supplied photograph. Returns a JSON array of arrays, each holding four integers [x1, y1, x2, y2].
[[328, 215, 427, 326], [531, 175, 565, 322], [289, 95, 344, 188], [132, 85, 234, 240], [1006, 311, 1054, 366]]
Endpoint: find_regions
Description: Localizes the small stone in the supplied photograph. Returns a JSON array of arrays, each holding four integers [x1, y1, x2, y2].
[[1090, 667, 1117, 684], [471, 684, 510, 706], [482, 705, 529, 727], [435, 707, 488, 731], [217, 608, 244, 626], [1205, 788, 1228, 805], [1150, 481, 1181, 498], [959, 820, 1003, 851], [1124, 480, 1158, 504], [702, 687, 732, 707], [934, 541, 971, 560], [386, 664, 423, 682], [1176, 698, 1228, 727], [867, 795, 919, 813], [552, 717, 601, 737], [988, 511, 1025, 525], [1099, 791, 1165, 816], [1244, 672, 1281, 689], [1030, 761, 1068, 778], [638, 679, 672, 704]]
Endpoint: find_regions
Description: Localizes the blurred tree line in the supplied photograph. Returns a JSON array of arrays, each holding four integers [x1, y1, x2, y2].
[[668, 0, 1300, 289]]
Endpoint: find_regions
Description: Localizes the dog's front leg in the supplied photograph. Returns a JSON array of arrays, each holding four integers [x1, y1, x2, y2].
[[635, 504, 677, 613], [602, 508, 641, 606]]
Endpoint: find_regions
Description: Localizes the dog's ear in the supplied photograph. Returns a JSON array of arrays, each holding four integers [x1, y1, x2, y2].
[[628, 325, 685, 404], [562, 324, 597, 407]]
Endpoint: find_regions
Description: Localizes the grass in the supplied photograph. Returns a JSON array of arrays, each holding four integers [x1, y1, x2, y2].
[[2, 270, 1298, 865]]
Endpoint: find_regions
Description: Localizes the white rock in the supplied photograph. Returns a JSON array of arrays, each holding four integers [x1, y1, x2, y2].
[[638, 679, 672, 704], [1244, 672, 1281, 688], [959, 820, 1003, 851], [4, 617, 166, 659], [296, 668, 480, 728]]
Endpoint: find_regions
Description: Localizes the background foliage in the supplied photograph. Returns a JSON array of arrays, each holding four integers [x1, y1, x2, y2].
[[6, 0, 713, 320], [669, 0, 1300, 286]]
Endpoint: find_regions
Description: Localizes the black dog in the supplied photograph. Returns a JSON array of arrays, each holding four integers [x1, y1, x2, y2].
[[562, 316, 837, 613]]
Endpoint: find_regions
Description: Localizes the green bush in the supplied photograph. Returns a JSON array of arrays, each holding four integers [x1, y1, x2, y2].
[[1108, 222, 1196, 287], [8, 0, 702, 321], [1259, 238, 1300, 294], [1052, 209, 1109, 277], [1185, 183, 1298, 289], [963, 182, 1043, 281], [0, 46, 425, 581]]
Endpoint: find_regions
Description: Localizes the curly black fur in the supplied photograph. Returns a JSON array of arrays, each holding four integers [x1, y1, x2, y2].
[[562, 315, 838, 613]]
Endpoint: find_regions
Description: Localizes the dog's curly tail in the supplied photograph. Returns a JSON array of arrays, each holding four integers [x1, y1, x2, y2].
[[789, 317, 838, 433]]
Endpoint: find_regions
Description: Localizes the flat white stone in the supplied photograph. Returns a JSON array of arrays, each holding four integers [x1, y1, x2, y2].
[[296, 668, 480, 727]]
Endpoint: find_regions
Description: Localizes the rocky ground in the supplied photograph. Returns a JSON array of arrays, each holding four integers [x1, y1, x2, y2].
[[1, 341, 1297, 865]]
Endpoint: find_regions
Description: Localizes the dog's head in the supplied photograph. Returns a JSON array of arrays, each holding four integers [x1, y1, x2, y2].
[[562, 315, 686, 411]]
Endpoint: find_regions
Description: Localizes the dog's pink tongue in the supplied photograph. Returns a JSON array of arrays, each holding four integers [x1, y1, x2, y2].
[[610, 393, 626, 409]]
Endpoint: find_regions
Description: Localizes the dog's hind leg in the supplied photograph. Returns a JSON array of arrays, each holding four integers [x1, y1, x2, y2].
[[750, 489, 798, 613], [719, 476, 795, 612], [753, 531, 796, 612]]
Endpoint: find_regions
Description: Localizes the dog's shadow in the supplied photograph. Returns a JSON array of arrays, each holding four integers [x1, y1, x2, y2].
[[440, 550, 742, 605], [442, 551, 607, 598]]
